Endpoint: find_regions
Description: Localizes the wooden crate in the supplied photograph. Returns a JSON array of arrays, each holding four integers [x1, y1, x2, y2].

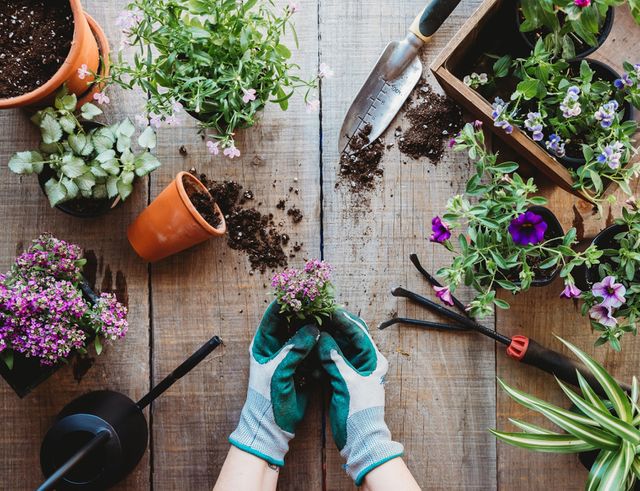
[[430, 0, 639, 202]]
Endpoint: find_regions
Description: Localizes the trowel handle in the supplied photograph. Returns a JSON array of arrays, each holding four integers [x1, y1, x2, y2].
[[410, 0, 462, 42]]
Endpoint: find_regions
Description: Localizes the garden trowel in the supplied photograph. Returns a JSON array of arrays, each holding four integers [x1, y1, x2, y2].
[[339, 0, 462, 154]]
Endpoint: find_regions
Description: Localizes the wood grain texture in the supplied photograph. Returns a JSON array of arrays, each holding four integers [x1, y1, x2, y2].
[[0, 1, 150, 489], [319, 1, 495, 489], [148, 1, 322, 489]]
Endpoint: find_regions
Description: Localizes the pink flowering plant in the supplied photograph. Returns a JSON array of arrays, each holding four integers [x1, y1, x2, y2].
[[519, 0, 640, 58], [574, 206, 640, 350], [271, 259, 338, 325], [432, 123, 600, 317], [8, 88, 160, 206], [484, 43, 640, 201], [105, 0, 322, 153], [0, 235, 128, 370]]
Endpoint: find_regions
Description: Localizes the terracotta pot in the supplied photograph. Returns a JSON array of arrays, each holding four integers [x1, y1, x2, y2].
[[127, 172, 227, 262], [0, 0, 101, 109], [77, 13, 111, 107]]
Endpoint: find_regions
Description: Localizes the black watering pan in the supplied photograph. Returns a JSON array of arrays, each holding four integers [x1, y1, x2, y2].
[[38, 335, 222, 490]]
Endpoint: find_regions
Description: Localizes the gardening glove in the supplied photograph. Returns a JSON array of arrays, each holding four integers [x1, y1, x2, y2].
[[229, 301, 320, 467], [319, 309, 403, 485]]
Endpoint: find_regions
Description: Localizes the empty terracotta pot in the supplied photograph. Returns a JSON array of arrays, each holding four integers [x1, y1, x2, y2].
[[0, 0, 101, 109], [127, 172, 227, 262]]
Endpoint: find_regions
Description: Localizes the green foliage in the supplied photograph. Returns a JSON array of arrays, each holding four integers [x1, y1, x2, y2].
[[493, 337, 640, 491], [106, 0, 318, 148], [8, 88, 161, 207], [435, 124, 599, 318]]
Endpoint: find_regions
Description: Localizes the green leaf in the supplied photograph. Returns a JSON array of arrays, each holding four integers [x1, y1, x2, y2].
[[493, 298, 510, 310], [275, 44, 292, 59], [68, 133, 94, 156], [94, 336, 103, 356], [490, 429, 596, 453], [557, 337, 633, 423], [117, 119, 136, 138], [493, 55, 512, 78], [117, 179, 133, 200], [92, 127, 116, 153], [494, 161, 519, 173], [8, 151, 44, 174], [59, 114, 77, 134], [61, 155, 87, 178], [44, 178, 68, 207], [56, 93, 77, 112], [137, 127, 157, 150], [40, 113, 63, 144], [597, 442, 634, 491], [586, 450, 614, 491], [80, 103, 103, 120], [134, 152, 161, 176], [0, 350, 14, 370], [106, 176, 119, 198], [517, 79, 542, 100], [576, 371, 609, 413], [76, 171, 96, 193], [508, 418, 554, 434]]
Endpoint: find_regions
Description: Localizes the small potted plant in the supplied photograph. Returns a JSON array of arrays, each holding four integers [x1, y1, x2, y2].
[[0, 234, 128, 397], [0, 0, 110, 109], [562, 203, 640, 351], [515, 0, 632, 59], [104, 0, 323, 156], [8, 87, 161, 218], [127, 171, 227, 262], [481, 43, 639, 201], [431, 122, 601, 318], [493, 336, 640, 490]]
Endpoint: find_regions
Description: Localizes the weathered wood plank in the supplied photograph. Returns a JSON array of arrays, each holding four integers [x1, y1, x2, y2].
[[496, 6, 640, 490], [0, 1, 150, 489], [148, 1, 322, 489], [319, 1, 495, 489]]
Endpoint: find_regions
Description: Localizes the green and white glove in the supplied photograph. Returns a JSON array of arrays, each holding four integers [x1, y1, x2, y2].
[[319, 309, 403, 485], [229, 302, 320, 467]]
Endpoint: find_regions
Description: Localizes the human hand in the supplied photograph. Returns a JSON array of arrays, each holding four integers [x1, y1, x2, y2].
[[318, 309, 403, 485], [229, 301, 320, 467]]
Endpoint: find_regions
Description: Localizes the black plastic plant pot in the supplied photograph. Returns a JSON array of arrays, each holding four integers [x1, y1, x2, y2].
[[557, 60, 635, 170], [0, 281, 99, 398], [515, 0, 615, 59], [573, 224, 631, 292], [40, 390, 148, 491]]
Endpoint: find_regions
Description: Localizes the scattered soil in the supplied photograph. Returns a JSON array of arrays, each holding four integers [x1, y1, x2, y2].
[[183, 176, 222, 228], [338, 123, 385, 192], [0, 0, 74, 99], [191, 170, 293, 273], [276, 199, 286, 210], [287, 206, 304, 224], [397, 82, 463, 161]]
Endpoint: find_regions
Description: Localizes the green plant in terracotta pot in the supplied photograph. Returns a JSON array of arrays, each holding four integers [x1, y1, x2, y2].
[[105, 0, 324, 157], [8, 88, 161, 218]]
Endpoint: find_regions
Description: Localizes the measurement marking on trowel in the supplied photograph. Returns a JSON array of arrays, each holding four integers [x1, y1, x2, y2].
[[343, 81, 392, 154]]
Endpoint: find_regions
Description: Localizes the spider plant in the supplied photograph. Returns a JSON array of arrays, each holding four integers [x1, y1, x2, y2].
[[492, 337, 640, 491]]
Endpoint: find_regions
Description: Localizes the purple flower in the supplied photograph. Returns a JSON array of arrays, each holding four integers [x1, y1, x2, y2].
[[589, 304, 617, 327], [560, 282, 582, 299], [560, 86, 582, 118], [545, 134, 566, 158], [242, 88, 257, 104], [495, 119, 513, 134], [524, 112, 544, 142], [433, 285, 455, 307], [508, 211, 548, 246], [491, 97, 513, 134], [592, 276, 626, 308], [473, 120, 483, 129], [430, 216, 451, 243], [597, 141, 624, 169], [574, 0, 590, 6], [615, 73, 633, 89], [594, 100, 619, 128]]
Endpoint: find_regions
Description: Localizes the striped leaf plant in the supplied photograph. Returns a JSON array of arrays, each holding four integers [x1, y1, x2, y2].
[[492, 337, 640, 491]]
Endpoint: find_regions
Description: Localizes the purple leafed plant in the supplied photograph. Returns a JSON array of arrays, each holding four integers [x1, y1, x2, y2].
[[271, 259, 338, 324], [0, 234, 128, 369]]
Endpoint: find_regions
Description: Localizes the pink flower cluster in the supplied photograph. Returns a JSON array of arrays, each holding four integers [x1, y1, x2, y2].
[[0, 235, 128, 366], [271, 259, 334, 316]]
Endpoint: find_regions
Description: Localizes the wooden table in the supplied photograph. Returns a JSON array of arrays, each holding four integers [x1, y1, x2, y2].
[[1, 1, 638, 489]]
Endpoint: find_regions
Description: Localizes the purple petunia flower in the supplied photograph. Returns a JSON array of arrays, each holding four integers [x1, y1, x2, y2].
[[574, 0, 590, 6], [524, 112, 544, 142], [560, 282, 582, 299], [589, 304, 617, 327], [594, 100, 619, 128], [597, 141, 624, 169], [433, 285, 455, 307], [508, 211, 548, 246], [592, 276, 626, 308], [430, 216, 451, 243], [545, 134, 566, 158]]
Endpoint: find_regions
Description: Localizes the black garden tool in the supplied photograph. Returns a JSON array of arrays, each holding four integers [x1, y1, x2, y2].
[[381, 254, 631, 397], [37, 335, 222, 491]]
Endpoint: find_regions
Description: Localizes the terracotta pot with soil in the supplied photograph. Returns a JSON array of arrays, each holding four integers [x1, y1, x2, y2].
[[127, 172, 227, 262], [515, 0, 615, 59], [0, 0, 109, 109]]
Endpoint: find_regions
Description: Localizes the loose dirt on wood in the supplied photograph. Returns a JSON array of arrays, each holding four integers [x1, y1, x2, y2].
[[338, 123, 385, 193], [0, 0, 74, 99]]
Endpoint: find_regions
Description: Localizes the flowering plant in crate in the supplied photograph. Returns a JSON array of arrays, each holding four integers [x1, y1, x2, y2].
[[271, 259, 338, 325], [482, 43, 640, 202], [565, 204, 640, 351], [431, 123, 601, 318], [494, 336, 640, 491], [106, 0, 326, 157], [519, 0, 640, 58], [0, 234, 128, 370]]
